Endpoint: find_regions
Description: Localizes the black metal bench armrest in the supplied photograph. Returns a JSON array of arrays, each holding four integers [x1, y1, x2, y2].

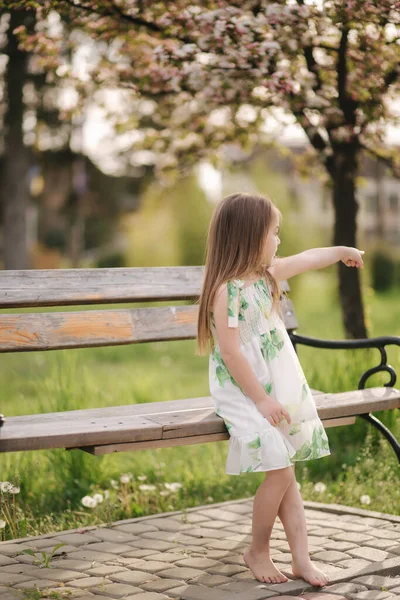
[[289, 332, 400, 390]]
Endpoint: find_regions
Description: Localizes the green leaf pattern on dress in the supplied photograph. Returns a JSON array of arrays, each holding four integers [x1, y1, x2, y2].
[[293, 425, 330, 461], [212, 346, 244, 393], [260, 327, 285, 362]]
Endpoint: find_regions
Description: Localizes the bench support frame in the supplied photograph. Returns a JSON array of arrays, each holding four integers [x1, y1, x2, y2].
[[289, 332, 400, 463]]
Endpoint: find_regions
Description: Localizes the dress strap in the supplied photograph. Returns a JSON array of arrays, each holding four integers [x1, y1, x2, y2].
[[227, 278, 245, 328]]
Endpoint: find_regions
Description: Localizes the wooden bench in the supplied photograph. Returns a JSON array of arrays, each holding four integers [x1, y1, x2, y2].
[[0, 266, 399, 462]]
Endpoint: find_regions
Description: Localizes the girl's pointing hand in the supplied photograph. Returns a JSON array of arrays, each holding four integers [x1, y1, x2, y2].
[[341, 247, 365, 269]]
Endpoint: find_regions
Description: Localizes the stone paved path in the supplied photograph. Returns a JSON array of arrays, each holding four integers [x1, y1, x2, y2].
[[0, 499, 399, 600]]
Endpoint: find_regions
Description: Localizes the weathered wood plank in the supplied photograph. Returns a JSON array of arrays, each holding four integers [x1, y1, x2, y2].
[[0, 302, 298, 352], [0, 266, 290, 308], [81, 416, 357, 455], [0, 416, 163, 453], [0, 387, 398, 453]]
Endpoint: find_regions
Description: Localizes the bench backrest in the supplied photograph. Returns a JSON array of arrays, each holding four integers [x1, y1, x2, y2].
[[0, 267, 296, 353]]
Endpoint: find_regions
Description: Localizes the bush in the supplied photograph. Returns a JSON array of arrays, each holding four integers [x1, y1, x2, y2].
[[370, 249, 396, 291], [96, 252, 126, 268]]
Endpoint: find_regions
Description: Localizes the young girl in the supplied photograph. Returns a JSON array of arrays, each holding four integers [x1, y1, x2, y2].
[[196, 192, 365, 587]]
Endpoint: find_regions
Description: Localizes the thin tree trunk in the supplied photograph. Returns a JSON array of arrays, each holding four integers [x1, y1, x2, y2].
[[2, 10, 33, 270], [329, 145, 368, 339]]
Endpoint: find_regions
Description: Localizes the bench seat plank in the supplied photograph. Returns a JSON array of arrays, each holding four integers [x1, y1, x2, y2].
[[0, 387, 398, 454]]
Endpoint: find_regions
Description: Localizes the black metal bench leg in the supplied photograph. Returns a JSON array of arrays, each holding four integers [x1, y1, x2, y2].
[[358, 413, 400, 463], [0, 414, 5, 428]]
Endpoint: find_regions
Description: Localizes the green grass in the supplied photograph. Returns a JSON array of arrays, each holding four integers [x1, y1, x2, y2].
[[0, 271, 399, 541]]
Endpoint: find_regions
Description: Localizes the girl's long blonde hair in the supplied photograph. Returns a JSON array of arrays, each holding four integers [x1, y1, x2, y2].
[[196, 192, 283, 356]]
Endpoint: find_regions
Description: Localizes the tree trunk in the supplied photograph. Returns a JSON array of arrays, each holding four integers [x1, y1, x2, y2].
[[2, 10, 33, 270], [329, 145, 368, 339]]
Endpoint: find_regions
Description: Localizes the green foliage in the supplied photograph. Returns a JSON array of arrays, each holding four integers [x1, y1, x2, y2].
[[370, 249, 397, 292]]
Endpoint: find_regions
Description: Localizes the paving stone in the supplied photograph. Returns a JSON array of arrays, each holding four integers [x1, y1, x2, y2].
[[121, 549, 157, 559], [124, 594, 170, 600], [170, 584, 234, 599], [216, 522, 252, 533], [0, 573, 35, 585], [219, 579, 273, 593], [0, 556, 17, 567], [347, 547, 394, 562], [155, 566, 205, 580], [223, 503, 251, 515], [86, 566, 129, 577], [54, 533, 99, 545], [364, 539, 399, 550], [202, 539, 247, 551], [347, 592, 393, 600], [366, 529, 400, 541], [143, 552, 188, 563], [84, 542, 135, 555], [324, 541, 360, 552], [65, 549, 127, 563], [390, 587, 400, 594], [109, 570, 159, 585], [89, 529, 140, 544], [140, 578, 190, 593], [187, 527, 227, 540], [90, 583, 143, 597], [113, 559, 170, 574], [200, 549, 232, 560], [301, 594, 347, 600], [188, 573, 231, 587], [13, 579, 58, 590], [47, 559, 95, 572], [352, 575, 400, 590], [207, 563, 248, 576], [25, 568, 89, 583], [164, 586, 193, 599], [113, 523, 158, 535], [338, 559, 372, 570], [195, 509, 241, 523], [325, 582, 369, 594], [0, 545, 28, 556], [333, 533, 375, 544], [140, 518, 192, 533], [173, 557, 222, 569], [67, 577, 110, 589], [128, 540, 177, 552], [312, 550, 352, 563], [388, 545, 400, 556]]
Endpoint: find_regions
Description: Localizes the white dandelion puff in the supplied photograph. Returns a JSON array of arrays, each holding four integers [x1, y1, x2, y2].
[[81, 495, 97, 508], [93, 493, 104, 504], [360, 494, 371, 505], [165, 482, 183, 492], [137, 475, 147, 481], [120, 474, 131, 484], [0, 520, 6, 529], [139, 484, 156, 491], [314, 482, 326, 493]]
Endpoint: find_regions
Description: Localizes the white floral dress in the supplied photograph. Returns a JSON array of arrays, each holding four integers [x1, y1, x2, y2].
[[209, 277, 330, 475]]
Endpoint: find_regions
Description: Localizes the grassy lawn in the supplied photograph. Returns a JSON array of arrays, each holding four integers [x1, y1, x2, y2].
[[0, 271, 399, 541]]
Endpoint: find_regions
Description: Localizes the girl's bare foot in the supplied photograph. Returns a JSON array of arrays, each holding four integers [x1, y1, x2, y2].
[[243, 548, 289, 584], [292, 559, 329, 587]]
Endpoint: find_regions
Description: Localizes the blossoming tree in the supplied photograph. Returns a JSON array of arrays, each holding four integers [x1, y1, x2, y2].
[[7, 0, 400, 338]]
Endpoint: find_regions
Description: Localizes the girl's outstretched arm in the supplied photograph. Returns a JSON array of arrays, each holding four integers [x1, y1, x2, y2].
[[268, 246, 365, 281]]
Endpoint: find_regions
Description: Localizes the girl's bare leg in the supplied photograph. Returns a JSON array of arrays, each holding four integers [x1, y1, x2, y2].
[[277, 468, 329, 587], [243, 466, 293, 584]]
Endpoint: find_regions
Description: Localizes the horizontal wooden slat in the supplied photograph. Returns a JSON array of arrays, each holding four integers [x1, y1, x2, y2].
[[81, 416, 357, 456], [81, 416, 357, 455], [0, 387, 398, 453], [0, 302, 298, 352], [0, 266, 290, 308]]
